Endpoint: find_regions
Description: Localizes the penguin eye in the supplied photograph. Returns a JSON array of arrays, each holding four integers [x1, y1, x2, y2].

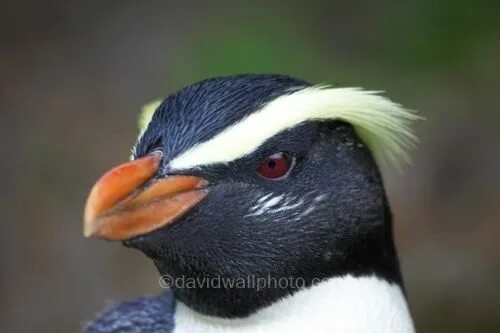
[[257, 152, 294, 180]]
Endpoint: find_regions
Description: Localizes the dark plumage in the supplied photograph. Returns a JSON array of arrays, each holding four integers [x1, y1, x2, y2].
[[83, 74, 416, 333], [135, 74, 308, 160], [85, 292, 174, 333]]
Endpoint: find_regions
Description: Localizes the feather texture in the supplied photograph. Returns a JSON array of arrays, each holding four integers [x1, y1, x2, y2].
[[138, 99, 162, 136], [169, 86, 420, 170]]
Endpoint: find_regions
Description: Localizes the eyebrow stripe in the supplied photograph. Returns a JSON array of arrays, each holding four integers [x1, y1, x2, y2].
[[166, 86, 419, 170]]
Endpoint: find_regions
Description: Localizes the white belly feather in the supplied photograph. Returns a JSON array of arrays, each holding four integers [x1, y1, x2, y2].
[[172, 275, 415, 333]]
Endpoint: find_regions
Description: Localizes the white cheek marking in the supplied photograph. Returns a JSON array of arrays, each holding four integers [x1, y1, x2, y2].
[[313, 193, 328, 203], [261, 195, 284, 209], [246, 193, 327, 218], [299, 205, 316, 218], [298, 193, 329, 218], [245, 195, 285, 217], [172, 275, 415, 333], [246, 193, 274, 215], [270, 199, 304, 213], [257, 193, 273, 204]]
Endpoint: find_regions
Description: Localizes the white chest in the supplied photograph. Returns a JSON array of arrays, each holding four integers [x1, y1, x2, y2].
[[172, 275, 415, 333]]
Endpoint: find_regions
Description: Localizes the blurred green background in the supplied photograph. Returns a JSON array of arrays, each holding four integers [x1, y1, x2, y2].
[[1, 0, 499, 332]]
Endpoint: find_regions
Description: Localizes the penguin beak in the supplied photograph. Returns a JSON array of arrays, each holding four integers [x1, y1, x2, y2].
[[83, 153, 208, 241]]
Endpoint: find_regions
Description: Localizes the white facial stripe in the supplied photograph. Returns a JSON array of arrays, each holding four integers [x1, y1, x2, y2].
[[245, 194, 304, 217], [169, 86, 419, 170]]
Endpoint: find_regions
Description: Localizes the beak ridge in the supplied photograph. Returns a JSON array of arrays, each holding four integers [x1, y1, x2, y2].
[[83, 154, 208, 240]]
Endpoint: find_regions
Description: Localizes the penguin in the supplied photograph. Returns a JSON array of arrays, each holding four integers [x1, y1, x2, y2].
[[83, 74, 419, 333]]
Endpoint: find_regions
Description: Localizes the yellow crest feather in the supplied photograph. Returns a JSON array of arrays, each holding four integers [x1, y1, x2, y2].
[[138, 99, 162, 134], [169, 86, 421, 170]]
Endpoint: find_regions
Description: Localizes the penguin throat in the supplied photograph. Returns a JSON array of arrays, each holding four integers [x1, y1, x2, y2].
[[171, 274, 415, 333]]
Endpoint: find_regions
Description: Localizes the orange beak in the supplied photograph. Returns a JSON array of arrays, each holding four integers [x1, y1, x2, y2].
[[83, 153, 208, 240]]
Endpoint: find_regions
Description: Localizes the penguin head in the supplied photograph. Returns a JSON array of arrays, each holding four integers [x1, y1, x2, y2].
[[84, 74, 418, 317]]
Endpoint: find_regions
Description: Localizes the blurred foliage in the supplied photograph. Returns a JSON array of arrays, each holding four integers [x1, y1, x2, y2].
[[169, 0, 499, 86], [169, 9, 329, 84], [1, 1, 499, 332]]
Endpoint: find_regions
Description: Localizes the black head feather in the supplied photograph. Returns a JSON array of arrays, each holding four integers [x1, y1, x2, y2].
[[135, 74, 309, 161], [126, 74, 402, 318]]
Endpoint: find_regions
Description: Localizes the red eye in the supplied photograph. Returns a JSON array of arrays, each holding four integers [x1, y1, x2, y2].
[[257, 152, 294, 179]]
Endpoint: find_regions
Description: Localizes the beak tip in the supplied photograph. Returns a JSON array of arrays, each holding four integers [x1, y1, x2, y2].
[[83, 211, 99, 238], [83, 207, 94, 237], [83, 221, 94, 238], [82, 154, 163, 240]]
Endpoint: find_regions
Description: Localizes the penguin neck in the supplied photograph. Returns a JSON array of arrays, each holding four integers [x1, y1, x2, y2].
[[172, 274, 415, 333]]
